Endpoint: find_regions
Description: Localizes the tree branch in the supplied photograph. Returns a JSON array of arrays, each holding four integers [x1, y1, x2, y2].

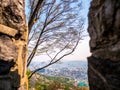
[[28, 0, 44, 33], [28, 38, 80, 79]]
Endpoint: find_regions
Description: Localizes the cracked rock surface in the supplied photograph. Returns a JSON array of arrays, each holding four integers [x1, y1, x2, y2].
[[88, 0, 120, 90], [0, 35, 18, 61]]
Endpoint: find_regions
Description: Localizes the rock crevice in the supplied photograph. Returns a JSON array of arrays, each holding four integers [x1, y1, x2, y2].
[[0, 0, 28, 90], [88, 0, 120, 90]]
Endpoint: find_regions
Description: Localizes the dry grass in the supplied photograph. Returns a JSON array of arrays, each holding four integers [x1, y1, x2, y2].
[[78, 86, 89, 90]]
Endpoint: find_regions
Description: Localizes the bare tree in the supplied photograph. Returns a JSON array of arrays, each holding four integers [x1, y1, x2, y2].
[[26, 0, 84, 78]]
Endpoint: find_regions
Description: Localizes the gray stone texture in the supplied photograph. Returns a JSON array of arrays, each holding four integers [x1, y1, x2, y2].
[[88, 0, 120, 90]]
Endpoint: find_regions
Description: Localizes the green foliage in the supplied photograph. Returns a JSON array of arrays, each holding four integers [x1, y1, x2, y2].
[[26, 70, 32, 89], [26, 70, 31, 77], [78, 82, 88, 87], [29, 74, 89, 90], [44, 75, 73, 85], [35, 81, 49, 90]]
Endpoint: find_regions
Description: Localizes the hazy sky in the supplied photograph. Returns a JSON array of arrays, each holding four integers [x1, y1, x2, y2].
[[63, 0, 91, 61], [33, 0, 91, 62]]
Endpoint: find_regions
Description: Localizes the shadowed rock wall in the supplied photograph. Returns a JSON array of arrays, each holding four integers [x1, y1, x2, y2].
[[88, 0, 120, 90], [0, 0, 28, 90]]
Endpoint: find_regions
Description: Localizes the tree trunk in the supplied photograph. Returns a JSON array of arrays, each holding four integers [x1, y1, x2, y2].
[[0, 0, 28, 90], [88, 0, 120, 90]]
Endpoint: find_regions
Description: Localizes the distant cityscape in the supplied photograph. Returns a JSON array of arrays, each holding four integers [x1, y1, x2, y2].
[[30, 60, 88, 85]]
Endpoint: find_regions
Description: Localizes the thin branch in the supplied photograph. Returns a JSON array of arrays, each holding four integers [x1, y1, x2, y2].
[[28, 0, 44, 33], [50, 44, 69, 63], [46, 51, 52, 60], [27, 7, 51, 66], [28, 38, 80, 79], [28, 28, 36, 43]]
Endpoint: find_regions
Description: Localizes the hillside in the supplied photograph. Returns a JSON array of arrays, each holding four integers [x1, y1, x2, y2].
[[28, 72, 89, 90], [30, 61, 87, 81]]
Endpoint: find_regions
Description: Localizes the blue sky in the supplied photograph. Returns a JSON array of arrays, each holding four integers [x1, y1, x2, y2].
[[64, 0, 91, 61], [57, 0, 92, 61], [63, 0, 92, 61], [33, 0, 92, 62]]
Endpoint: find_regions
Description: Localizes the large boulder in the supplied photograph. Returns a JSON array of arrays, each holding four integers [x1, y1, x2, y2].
[[88, 0, 120, 90]]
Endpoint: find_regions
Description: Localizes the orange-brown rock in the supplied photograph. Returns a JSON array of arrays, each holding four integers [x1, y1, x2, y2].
[[0, 0, 28, 90], [0, 35, 18, 61]]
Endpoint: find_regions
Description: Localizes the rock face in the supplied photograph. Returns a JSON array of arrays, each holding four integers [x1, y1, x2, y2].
[[88, 0, 120, 90], [0, 0, 26, 32], [0, 0, 28, 90], [0, 35, 18, 61]]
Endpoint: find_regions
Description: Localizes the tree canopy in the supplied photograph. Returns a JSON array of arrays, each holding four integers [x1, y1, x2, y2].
[[26, 0, 84, 78]]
